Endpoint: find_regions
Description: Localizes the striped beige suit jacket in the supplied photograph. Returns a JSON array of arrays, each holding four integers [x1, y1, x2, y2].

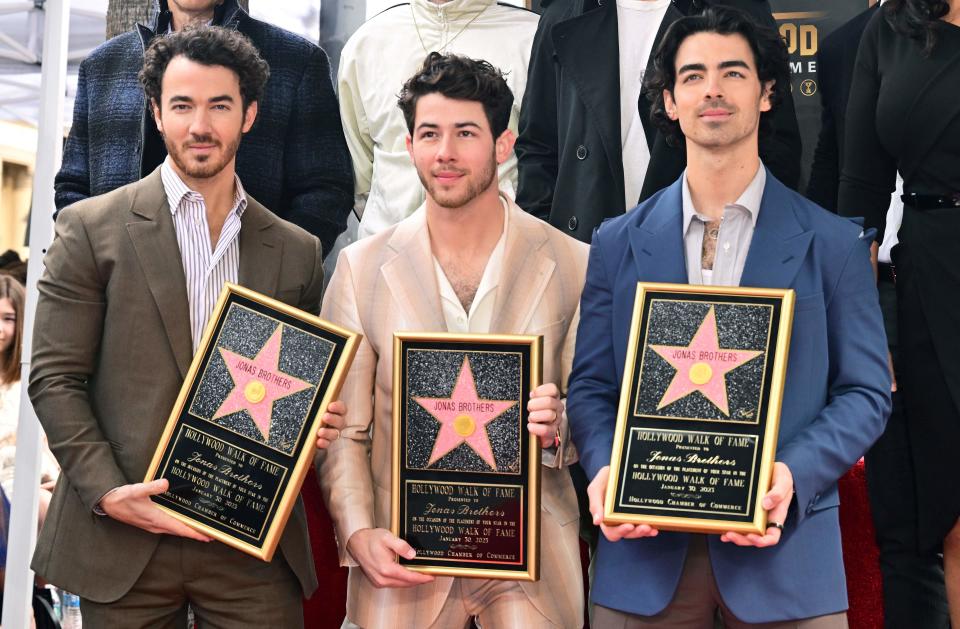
[[318, 198, 587, 628]]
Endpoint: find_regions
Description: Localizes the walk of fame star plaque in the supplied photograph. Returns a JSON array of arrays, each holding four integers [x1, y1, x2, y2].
[[144, 284, 360, 561], [604, 283, 795, 535], [392, 332, 542, 580]]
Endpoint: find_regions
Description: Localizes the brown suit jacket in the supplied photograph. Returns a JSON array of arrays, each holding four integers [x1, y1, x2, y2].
[[29, 168, 323, 602], [318, 198, 587, 629]]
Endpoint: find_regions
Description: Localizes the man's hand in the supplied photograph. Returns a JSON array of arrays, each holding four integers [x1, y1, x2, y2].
[[587, 466, 659, 542], [316, 399, 347, 449], [721, 461, 793, 547], [527, 383, 563, 448], [347, 528, 436, 589], [100, 479, 212, 541]]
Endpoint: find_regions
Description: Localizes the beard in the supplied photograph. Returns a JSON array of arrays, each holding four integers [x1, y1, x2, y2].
[[417, 154, 498, 209], [163, 130, 242, 181]]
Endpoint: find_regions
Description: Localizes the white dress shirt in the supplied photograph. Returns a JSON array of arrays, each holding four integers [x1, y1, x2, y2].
[[161, 158, 247, 351], [432, 199, 509, 333]]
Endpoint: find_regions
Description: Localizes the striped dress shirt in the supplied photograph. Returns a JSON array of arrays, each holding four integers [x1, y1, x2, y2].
[[161, 158, 247, 352]]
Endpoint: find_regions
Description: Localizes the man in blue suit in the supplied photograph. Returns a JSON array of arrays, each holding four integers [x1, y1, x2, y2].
[[567, 7, 891, 627]]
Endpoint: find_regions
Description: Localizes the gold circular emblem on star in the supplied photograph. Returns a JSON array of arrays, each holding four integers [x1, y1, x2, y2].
[[244, 381, 266, 404], [454, 414, 476, 437], [688, 362, 713, 385], [800, 79, 817, 96]]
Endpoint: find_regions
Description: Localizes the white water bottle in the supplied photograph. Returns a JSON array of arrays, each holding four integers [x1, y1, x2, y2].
[[61, 592, 82, 629]]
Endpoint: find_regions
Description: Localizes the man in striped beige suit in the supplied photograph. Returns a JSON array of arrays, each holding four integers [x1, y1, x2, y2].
[[29, 27, 344, 627], [319, 53, 586, 629]]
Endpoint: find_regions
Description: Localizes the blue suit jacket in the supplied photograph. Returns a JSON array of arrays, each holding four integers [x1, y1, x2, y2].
[[567, 171, 891, 622]]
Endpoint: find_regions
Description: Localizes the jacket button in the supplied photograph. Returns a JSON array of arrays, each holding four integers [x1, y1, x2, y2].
[[576, 145, 588, 160], [567, 216, 578, 231]]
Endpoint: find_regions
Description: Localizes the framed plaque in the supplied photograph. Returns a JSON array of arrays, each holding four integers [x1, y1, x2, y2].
[[392, 333, 542, 580], [144, 283, 360, 561], [604, 283, 794, 535]]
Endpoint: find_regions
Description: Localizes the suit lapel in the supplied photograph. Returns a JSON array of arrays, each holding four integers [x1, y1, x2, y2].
[[740, 173, 813, 289], [628, 180, 688, 283], [381, 210, 446, 331], [552, 1, 625, 203], [126, 169, 193, 378], [491, 201, 556, 334], [238, 201, 283, 297]]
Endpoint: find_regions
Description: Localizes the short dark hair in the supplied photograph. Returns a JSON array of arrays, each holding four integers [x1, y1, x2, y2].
[[643, 6, 791, 147], [139, 25, 270, 111], [398, 52, 514, 138]]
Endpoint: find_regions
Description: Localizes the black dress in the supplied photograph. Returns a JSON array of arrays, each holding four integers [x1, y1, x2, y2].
[[838, 9, 960, 551]]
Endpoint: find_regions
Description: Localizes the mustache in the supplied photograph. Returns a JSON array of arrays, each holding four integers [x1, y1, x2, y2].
[[696, 103, 736, 115], [184, 134, 220, 147], [431, 166, 468, 176]]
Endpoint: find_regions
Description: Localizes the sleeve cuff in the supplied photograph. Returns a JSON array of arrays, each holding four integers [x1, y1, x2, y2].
[[92, 486, 121, 516]]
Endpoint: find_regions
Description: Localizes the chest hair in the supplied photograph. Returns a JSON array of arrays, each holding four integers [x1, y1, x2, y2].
[[439, 256, 484, 313]]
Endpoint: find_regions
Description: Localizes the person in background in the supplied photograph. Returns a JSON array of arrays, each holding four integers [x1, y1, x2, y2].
[[805, 6, 877, 214], [568, 7, 890, 625], [515, 0, 801, 244], [0, 276, 24, 423], [55, 0, 353, 258], [0, 275, 59, 501], [838, 0, 960, 625], [806, 3, 949, 626], [0, 275, 58, 628], [0, 251, 27, 286], [337, 0, 538, 239]]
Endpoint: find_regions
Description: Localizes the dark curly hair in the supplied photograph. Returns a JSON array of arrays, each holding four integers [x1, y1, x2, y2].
[[139, 25, 270, 112], [643, 5, 791, 148], [884, 0, 950, 55], [398, 52, 514, 138]]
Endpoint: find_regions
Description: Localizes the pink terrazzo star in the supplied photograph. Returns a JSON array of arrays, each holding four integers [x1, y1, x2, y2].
[[648, 306, 762, 416], [213, 327, 312, 440], [414, 357, 517, 470]]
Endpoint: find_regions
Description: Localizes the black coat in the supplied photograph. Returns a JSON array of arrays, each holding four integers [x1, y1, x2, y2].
[[805, 5, 879, 212], [515, 0, 802, 242]]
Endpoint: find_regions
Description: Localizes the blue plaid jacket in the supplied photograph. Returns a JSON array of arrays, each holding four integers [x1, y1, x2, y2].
[[55, 0, 353, 256]]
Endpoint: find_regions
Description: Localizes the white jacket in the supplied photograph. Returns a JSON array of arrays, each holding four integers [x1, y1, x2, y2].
[[338, 0, 539, 239]]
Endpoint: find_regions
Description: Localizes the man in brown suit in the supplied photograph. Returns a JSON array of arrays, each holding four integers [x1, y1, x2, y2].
[[319, 53, 587, 629], [29, 27, 344, 627]]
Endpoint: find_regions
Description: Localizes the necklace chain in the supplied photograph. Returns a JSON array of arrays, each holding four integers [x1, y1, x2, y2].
[[412, 3, 488, 55]]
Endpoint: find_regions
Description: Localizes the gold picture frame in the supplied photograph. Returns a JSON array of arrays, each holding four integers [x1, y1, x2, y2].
[[391, 332, 542, 580], [144, 283, 360, 561], [603, 282, 794, 535]]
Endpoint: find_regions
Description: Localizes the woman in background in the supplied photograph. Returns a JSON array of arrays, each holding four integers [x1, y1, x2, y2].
[[0, 275, 58, 501], [838, 0, 960, 624], [0, 274, 27, 497]]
